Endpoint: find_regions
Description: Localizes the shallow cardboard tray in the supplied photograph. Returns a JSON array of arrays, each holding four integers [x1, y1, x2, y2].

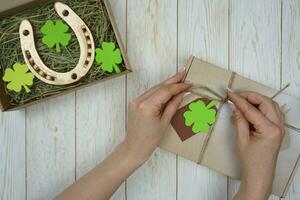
[[0, 0, 131, 111]]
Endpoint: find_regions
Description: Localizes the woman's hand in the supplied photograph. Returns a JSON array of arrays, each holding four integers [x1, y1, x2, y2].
[[228, 90, 285, 200], [125, 68, 191, 162], [56, 70, 190, 200]]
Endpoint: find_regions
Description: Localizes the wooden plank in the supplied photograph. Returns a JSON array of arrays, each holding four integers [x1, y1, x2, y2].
[[0, 111, 26, 200], [229, 0, 281, 199], [177, 0, 229, 199], [75, 77, 126, 200], [109, 0, 127, 50], [126, 0, 177, 199], [26, 94, 75, 200], [282, 0, 300, 199], [75, 0, 127, 199]]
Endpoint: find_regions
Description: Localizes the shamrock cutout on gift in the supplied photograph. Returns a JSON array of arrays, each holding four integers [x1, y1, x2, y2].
[[2, 63, 35, 93], [183, 99, 218, 133], [95, 42, 122, 73], [41, 20, 71, 53]]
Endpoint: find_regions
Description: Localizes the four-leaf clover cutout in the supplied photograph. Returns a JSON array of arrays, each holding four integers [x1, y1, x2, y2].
[[95, 42, 123, 73], [2, 63, 35, 93], [41, 20, 72, 53], [183, 99, 218, 133]]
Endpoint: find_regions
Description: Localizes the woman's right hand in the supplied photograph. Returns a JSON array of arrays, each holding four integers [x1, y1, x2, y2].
[[228, 90, 285, 200]]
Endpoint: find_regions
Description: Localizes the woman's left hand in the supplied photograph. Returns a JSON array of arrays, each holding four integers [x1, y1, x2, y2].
[[125, 69, 191, 162], [55, 69, 191, 200]]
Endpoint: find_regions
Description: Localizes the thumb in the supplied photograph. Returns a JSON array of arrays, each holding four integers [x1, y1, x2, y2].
[[233, 108, 250, 146], [161, 92, 186, 124]]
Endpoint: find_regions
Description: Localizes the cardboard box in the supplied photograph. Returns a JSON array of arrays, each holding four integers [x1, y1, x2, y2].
[[0, 0, 44, 16], [0, 0, 131, 111], [160, 56, 300, 198]]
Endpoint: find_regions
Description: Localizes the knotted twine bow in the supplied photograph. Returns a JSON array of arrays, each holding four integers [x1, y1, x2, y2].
[[188, 72, 296, 164]]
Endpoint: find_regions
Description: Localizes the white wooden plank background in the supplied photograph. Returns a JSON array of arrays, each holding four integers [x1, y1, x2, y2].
[[0, 110, 25, 200], [228, 0, 281, 200], [282, 0, 300, 199], [126, 0, 177, 199], [177, 0, 228, 199], [0, 0, 300, 200], [26, 94, 76, 200], [75, 0, 127, 199]]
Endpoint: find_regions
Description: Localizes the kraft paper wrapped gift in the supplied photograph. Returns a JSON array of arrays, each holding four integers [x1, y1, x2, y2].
[[160, 56, 300, 198]]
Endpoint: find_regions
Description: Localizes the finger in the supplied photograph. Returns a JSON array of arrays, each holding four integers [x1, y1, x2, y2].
[[273, 102, 284, 126], [275, 103, 285, 134], [239, 92, 283, 122], [161, 91, 185, 123], [135, 85, 160, 103], [280, 104, 288, 121], [147, 83, 191, 106], [280, 104, 289, 115], [228, 89, 273, 132], [242, 94, 284, 128], [136, 69, 188, 102], [162, 67, 186, 85], [233, 108, 250, 146], [239, 92, 281, 125]]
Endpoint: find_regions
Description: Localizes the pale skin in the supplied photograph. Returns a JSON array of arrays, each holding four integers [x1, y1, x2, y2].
[[55, 69, 285, 200]]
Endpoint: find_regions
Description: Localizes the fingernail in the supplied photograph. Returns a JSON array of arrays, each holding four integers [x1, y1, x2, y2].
[[227, 87, 234, 93], [228, 100, 236, 111], [183, 92, 191, 98], [179, 67, 186, 73], [185, 80, 193, 85]]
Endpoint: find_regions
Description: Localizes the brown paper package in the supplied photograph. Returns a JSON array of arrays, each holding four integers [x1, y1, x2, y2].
[[160, 56, 300, 198]]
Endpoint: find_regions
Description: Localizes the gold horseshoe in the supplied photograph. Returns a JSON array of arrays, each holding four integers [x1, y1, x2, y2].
[[19, 2, 95, 85]]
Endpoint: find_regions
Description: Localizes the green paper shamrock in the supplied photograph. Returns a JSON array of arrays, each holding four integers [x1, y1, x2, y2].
[[41, 20, 71, 53], [95, 42, 122, 73], [2, 63, 35, 93], [183, 99, 218, 133]]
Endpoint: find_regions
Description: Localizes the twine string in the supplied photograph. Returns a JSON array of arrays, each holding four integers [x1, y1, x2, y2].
[[193, 72, 294, 164], [271, 83, 290, 99], [270, 83, 300, 132], [190, 85, 224, 102], [197, 72, 236, 164]]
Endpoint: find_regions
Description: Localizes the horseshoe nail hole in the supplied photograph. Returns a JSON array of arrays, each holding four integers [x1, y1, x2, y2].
[[39, 71, 45, 76], [71, 73, 77, 80], [46, 75, 54, 80], [87, 52, 92, 57], [86, 35, 90, 40], [82, 27, 87, 32], [23, 30, 30, 36], [85, 60, 89, 65], [88, 44, 92, 49], [62, 10, 69, 16], [47, 76, 55, 81], [26, 52, 31, 59]]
